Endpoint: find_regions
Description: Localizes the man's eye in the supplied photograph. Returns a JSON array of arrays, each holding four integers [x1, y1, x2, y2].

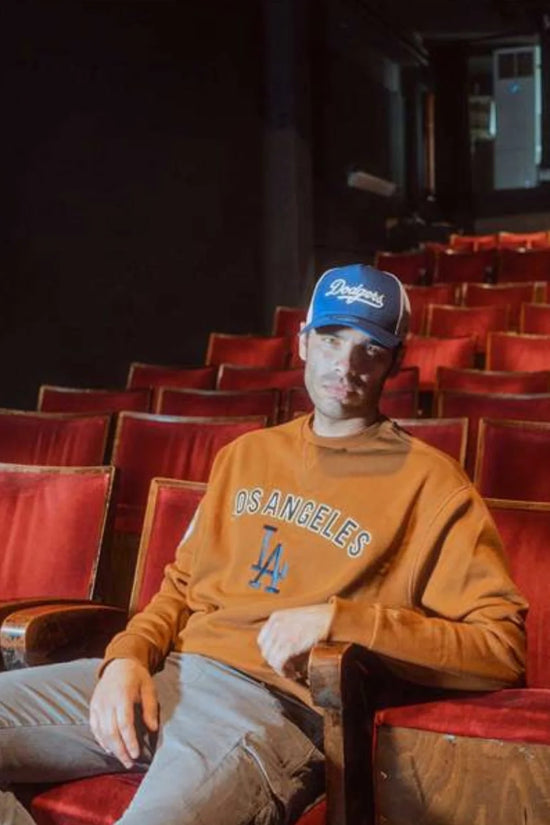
[[364, 343, 385, 357], [321, 335, 338, 346]]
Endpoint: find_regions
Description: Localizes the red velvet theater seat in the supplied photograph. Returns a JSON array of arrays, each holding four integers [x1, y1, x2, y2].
[[401, 335, 476, 391], [372, 498, 550, 825], [217, 364, 305, 391], [126, 362, 218, 391], [520, 302, 550, 334], [38, 385, 152, 414], [449, 232, 498, 251], [111, 412, 267, 536], [497, 246, 550, 282], [486, 332, 550, 372], [435, 365, 550, 395], [0, 409, 110, 466], [433, 248, 495, 284], [436, 389, 550, 477], [128, 477, 206, 612], [404, 283, 459, 334], [498, 229, 550, 249], [395, 417, 468, 466], [272, 305, 307, 338], [205, 332, 290, 368], [0, 464, 115, 668], [475, 418, 550, 502], [425, 303, 509, 353], [462, 281, 545, 331], [383, 366, 420, 391], [273, 306, 307, 368], [378, 389, 418, 419], [0, 464, 114, 604], [154, 387, 280, 425], [374, 249, 429, 286]]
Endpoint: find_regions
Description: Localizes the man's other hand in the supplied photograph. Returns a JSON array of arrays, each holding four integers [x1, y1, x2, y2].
[[257, 604, 333, 677], [89, 658, 158, 769]]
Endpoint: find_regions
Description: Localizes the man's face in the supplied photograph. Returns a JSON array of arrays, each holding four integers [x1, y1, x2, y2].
[[299, 325, 398, 427]]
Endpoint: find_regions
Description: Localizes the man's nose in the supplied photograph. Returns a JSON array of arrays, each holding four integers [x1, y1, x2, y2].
[[333, 345, 355, 374]]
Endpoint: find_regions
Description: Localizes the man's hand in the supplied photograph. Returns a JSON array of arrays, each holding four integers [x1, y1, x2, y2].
[[89, 658, 158, 769], [257, 604, 333, 677]]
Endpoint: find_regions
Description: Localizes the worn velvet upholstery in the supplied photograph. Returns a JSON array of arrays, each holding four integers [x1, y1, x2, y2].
[[520, 303, 550, 334], [487, 332, 550, 372], [154, 387, 280, 424], [38, 386, 152, 415], [426, 304, 509, 352], [395, 418, 467, 466], [129, 478, 206, 612], [437, 389, 550, 476], [435, 366, 550, 395], [272, 306, 307, 337], [449, 233, 498, 251], [0, 465, 112, 600], [206, 333, 290, 368], [111, 413, 266, 535], [433, 249, 495, 283], [374, 250, 429, 285], [404, 284, 458, 334], [498, 247, 550, 282], [126, 362, 218, 391], [401, 335, 476, 391], [462, 281, 544, 330], [498, 230, 550, 250], [217, 364, 305, 391], [475, 418, 550, 502], [0, 411, 109, 466], [272, 306, 307, 368]]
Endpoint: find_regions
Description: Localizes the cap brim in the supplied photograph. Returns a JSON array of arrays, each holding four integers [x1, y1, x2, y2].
[[301, 313, 401, 348]]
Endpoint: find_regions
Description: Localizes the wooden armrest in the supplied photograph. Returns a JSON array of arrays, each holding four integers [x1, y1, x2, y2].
[[308, 643, 382, 825], [0, 597, 96, 633], [0, 603, 127, 670]]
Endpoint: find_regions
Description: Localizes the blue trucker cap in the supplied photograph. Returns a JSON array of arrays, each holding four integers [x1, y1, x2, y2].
[[301, 264, 410, 348]]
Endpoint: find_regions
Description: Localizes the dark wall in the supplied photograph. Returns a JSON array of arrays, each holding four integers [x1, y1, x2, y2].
[[310, 0, 422, 272], [430, 42, 473, 227], [0, 1, 264, 407]]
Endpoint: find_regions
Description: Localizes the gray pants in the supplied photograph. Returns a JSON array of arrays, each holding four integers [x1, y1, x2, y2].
[[0, 653, 324, 825]]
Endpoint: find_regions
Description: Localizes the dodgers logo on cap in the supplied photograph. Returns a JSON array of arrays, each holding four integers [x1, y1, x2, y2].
[[301, 264, 410, 349]]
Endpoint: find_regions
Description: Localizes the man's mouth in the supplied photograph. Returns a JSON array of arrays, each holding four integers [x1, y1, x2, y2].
[[323, 383, 356, 401]]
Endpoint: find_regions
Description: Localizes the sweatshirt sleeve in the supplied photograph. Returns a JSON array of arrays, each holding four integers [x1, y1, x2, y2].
[[328, 487, 528, 691]]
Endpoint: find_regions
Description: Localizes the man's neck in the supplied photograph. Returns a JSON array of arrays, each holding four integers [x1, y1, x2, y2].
[[311, 410, 380, 438]]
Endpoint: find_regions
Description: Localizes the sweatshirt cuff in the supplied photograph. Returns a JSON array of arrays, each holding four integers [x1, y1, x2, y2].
[[327, 596, 378, 648], [99, 633, 160, 677]]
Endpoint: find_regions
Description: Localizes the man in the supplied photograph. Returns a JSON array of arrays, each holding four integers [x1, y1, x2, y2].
[[0, 264, 527, 825]]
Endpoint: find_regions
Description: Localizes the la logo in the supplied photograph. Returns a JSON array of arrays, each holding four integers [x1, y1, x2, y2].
[[249, 525, 288, 594]]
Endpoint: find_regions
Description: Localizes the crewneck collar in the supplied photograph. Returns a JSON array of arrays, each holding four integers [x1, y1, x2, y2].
[[300, 413, 388, 450]]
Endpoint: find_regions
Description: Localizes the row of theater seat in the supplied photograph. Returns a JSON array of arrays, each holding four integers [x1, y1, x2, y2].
[[405, 281, 550, 336], [375, 244, 550, 285], [2, 383, 549, 532]]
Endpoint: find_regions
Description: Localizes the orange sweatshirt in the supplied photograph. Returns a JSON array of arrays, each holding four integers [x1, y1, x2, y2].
[[104, 415, 527, 706]]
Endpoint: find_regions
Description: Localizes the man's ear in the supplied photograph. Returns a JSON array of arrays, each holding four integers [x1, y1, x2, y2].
[[388, 343, 405, 376], [298, 323, 307, 362]]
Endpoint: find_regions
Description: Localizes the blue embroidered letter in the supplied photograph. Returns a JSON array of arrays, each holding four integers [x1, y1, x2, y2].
[[249, 525, 288, 594]]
